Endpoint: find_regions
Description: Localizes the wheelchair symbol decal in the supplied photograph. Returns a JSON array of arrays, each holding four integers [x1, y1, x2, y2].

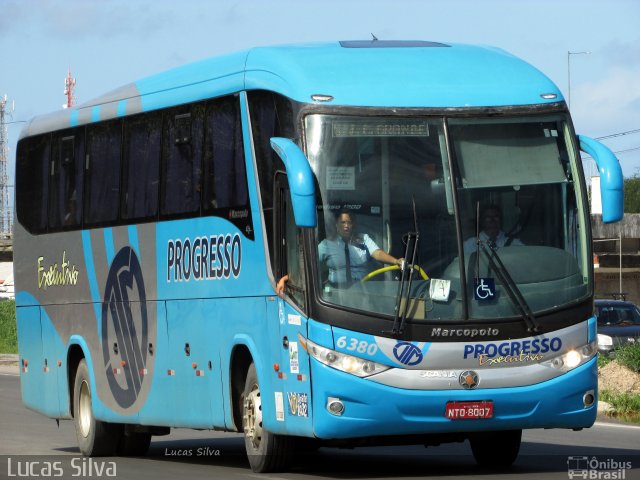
[[474, 278, 496, 301]]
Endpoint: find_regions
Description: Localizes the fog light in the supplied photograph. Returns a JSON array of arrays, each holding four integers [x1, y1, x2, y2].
[[583, 390, 595, 408], [327, 397, 344, 416]]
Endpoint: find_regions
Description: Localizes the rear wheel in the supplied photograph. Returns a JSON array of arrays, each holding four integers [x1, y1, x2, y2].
[[73, 359, 122, 456], [469, 430, 522, 468], [241, 363, 293, 472]]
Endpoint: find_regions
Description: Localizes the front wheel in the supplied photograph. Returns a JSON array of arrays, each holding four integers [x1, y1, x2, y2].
[[73, 359, 122, 456], [469, 430, 522, 468], [241, 363, 293, 472]]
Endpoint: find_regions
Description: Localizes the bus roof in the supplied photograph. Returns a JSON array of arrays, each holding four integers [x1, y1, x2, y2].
[[20, 41, 563, 139]]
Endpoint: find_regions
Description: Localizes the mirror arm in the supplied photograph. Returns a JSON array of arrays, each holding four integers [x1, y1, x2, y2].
[[579, 135, 623, 223], [270, 137, 317, 228]]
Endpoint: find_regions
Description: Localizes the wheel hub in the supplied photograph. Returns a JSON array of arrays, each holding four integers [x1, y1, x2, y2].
[[243, 385, 263, 449], [78, 380, 92, 438]]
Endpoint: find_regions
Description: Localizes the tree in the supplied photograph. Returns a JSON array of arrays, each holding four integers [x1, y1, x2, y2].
[[624, 175, 640, 213]]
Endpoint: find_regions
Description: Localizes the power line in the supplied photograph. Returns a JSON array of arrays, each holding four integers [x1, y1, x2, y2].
[[595, 128, 640, 140], [614, 146, 640, 155]]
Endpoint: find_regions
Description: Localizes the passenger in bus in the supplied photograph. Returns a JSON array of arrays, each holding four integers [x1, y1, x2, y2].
[[318, 209, 403, 285], [463, 204, 523, 255]]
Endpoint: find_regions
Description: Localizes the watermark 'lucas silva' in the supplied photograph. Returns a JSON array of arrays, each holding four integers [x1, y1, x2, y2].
[[165, 447, 221, 457], [7, 458, 116, 477]]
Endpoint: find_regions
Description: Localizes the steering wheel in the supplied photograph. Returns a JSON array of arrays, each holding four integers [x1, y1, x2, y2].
[[361, 264, 429, 282]]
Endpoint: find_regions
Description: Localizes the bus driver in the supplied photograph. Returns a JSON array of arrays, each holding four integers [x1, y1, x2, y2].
[[318, 209, 403, 285]]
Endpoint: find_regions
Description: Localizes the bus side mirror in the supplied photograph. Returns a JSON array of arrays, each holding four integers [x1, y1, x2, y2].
[[270, 137, 317, 228], [579, 135, 624, 223]]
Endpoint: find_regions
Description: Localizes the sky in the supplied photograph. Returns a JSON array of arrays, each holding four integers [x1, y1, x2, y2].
[[1, 0, 639, 205]]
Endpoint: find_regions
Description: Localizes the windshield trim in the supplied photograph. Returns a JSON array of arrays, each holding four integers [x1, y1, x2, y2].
[[297, 102, 568, 123]]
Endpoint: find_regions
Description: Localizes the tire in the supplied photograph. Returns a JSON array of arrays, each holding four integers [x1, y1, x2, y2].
[[469, 429, 522, 468], [73, 359, 122, 456], [241, 363, 294, 472], [117, 431, 151, 456]]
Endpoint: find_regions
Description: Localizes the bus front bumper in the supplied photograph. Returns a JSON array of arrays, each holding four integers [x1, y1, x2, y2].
[[311, 356, 597, 439]]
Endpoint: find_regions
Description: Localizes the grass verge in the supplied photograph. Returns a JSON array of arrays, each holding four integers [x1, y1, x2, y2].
[[0, 300, 17, 354], [615, 343, 640, 373], [600, 389, 640, 424]]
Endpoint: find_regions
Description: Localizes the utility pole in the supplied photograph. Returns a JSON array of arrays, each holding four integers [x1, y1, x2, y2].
[[0, 96, 11, 237]]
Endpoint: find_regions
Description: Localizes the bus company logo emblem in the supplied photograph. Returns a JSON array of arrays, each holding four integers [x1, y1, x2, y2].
[[393, 342, 423, 366], [101, 246, 148, 409], [459, 370, 479, 389]]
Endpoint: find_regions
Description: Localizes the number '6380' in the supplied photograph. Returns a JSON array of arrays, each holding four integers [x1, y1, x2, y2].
[[336, 336, 379, 356]]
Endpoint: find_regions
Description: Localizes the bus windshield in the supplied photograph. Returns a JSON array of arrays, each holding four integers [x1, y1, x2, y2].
[[305, 113, 590, 323]]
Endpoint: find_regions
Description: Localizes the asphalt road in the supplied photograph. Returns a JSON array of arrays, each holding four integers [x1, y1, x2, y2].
[[0, 371, 638, 480]]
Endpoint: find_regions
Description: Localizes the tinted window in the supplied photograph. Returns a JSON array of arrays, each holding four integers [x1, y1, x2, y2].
[[248, 91, 295, 270], [161, 105, 204, 217], [16, 135, 50, 233], [84, 120, 122, 226], [18, 95, 253, 234], [123, 113, 161, 220], [597, 304, 640, 325], [203, 97, 248, 211], [49, 131, 84, 230]]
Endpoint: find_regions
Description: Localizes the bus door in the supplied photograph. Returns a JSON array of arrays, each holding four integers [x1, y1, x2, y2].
[[271, 174, 313, 433], [165, 299, 220, 428]]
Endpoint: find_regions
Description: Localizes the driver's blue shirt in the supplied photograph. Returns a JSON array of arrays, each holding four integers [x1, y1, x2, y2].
[[318, 234, 380, 283]]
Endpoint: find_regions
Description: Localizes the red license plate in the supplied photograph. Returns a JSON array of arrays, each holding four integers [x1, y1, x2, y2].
[[445, 401, 493, 419]]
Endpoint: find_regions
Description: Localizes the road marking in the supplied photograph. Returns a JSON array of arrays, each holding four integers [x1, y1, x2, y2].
[[595, 421, 640, 429], [246, 474, 290, 480], [0, 372, 19, 377]]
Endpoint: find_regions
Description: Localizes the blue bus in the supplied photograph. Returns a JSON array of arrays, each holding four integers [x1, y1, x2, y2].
[[14, 40, 623, 472]]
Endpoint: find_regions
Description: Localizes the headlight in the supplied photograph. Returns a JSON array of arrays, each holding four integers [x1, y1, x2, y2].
[[597, 333, 614, 347], [542, 340, 597, 372], [298, 334, 390, 378]]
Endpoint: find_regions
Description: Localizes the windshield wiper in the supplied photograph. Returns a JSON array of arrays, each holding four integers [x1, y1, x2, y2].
[[387, 197, 420, 336], [478, 242, 539, 333]]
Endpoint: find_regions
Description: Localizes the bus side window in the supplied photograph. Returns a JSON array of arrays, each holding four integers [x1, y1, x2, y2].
[[49, 132, 84, 230], [161, 106, 204, 217], [247, 91, 295, 275], [16, 134, 51, 234], [84, 120, 122, 226], [203, 96, 248, 212], [285, 205, 306, 310], [277, 176, 306, 311], [122, 113, 161, 221]]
